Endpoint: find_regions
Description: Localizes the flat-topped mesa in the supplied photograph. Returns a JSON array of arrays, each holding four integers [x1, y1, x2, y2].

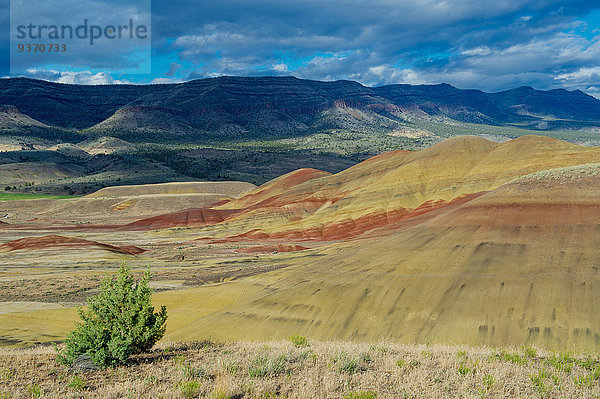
[[1, 77, 599, 135]]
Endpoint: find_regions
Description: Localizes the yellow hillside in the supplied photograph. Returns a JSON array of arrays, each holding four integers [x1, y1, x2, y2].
[[86, 181, 256, 198], [207, 136, 600, 240], [2, 136, 600, 352], [158, 163, 600, 350]]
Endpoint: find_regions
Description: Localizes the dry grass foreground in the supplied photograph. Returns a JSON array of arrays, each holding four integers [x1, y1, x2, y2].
[[1, 340, 600, 398]]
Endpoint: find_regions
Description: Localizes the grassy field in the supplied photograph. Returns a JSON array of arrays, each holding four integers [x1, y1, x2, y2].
[[0, 193, 81, 201], [1, 340, 599, 398]]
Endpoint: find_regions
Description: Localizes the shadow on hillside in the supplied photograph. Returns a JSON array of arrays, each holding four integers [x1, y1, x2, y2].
[[126, 340, 218, 366]]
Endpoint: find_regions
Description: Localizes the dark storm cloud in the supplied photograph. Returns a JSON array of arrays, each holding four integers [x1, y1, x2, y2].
[[148, 0, 600, 93], [6, 0, 600, 94]]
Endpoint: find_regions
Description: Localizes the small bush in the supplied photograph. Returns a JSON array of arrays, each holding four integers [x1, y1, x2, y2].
[[56, 266, 168, 368], [523, 346, 537, 359], [546, 352, 575, 373], [370, 342, 389, 353], [496, 349, 527, 366], [208, 388, 232, 399], [457, 363, 474, 376], [574, 364, 600, 387], [343, 391, 377, 399], [530, 368, 560, 397], [26, 384, 42, 398], [288, 335, 309, 348], [179, 380, 202, 398], [181, 363, 206, 380], [574, 373, 596, 388], [248, 354, 287, 378], [482, 374, 494, 390], [577, 355, 598, 371], [458, 356, 478, 376], [67, 375, 86, 390], [220, 358, 240, 374], [331, 351, 371, 374]]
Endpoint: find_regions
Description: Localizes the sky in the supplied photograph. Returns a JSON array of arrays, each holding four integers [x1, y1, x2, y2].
[[2, 0, 600, 97]]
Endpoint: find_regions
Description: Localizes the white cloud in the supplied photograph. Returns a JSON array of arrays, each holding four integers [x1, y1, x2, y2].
[[582, 86, 600, 99], [556, 67, 600, 81], [9, 0, 600, 96], [24, 69, 131, 85], [461, 47, 492, 56], [272, 63, 288, 72], [150, 77, 185, 84]]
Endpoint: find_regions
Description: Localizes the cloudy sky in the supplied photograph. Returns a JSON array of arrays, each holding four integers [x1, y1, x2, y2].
[[2, 0, 600, 96]]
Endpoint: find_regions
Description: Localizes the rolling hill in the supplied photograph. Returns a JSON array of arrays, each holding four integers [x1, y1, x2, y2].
[[190, 136, 600, 241], [2, 136, 598, 350], [159, 164, 600, 350], [142, 137, 600, 351], [0, 105, 49, 129], [1, 76, 599, 195]]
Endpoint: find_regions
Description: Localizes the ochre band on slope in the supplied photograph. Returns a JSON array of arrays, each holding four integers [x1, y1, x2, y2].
[[158, 163, 600, 351], [0, 235, 145, 255], [186, 135, 600, 241]]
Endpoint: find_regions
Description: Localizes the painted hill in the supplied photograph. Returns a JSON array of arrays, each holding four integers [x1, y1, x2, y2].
[[147, 139, 600, 351], [0, 235, 145, 255], [195, 136, 600, 241], [86, 181, 256, 198], [2, 136, 600, 351], [0, 181, 257, 225], [158, 164, 600, 350]]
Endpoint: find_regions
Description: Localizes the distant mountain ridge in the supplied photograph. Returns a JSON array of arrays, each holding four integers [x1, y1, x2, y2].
[[0, 76, 599, 138]]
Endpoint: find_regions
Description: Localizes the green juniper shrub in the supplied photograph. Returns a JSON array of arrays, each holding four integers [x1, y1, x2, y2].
[[288, 335, 309, 348], [56, 266, 167, 368]]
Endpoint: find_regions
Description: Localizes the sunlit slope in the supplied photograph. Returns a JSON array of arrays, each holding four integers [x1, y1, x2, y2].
[[209, 136, 600, 240], [2, 139, 600, 350], [1, 181, 256, 224], [86, 181, 256, 198], [161, 164, 600, 350]]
